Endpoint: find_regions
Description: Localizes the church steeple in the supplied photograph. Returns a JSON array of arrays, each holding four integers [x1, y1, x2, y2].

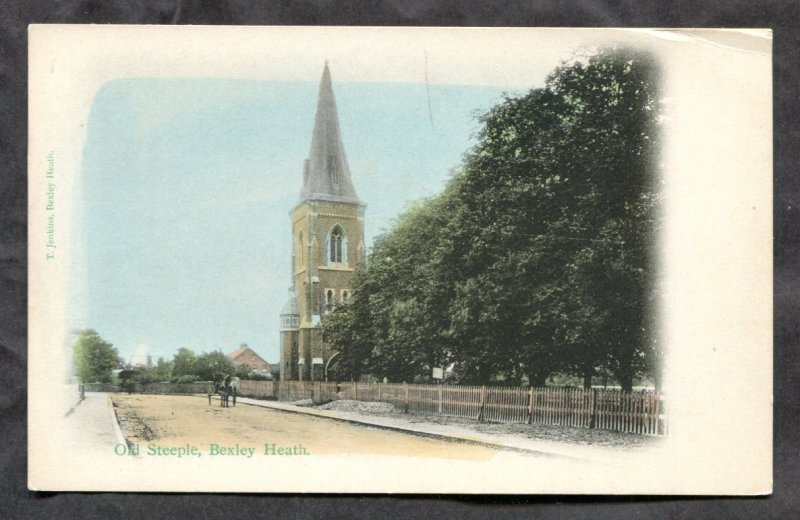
[[300, 63, 360, 204], [282, 63, 366, 382]]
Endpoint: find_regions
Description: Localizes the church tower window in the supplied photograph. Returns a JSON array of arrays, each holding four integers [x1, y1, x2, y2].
[[328, 225, 346, 264]]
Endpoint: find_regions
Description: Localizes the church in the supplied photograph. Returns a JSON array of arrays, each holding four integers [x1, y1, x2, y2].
[[279, 64, 366, 381]]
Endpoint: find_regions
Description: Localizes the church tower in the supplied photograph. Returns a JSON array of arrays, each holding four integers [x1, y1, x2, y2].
[[280, 63, 365, 381]]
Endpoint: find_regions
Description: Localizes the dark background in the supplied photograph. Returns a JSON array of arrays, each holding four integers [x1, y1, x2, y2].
[[2, 1, 797, 518]]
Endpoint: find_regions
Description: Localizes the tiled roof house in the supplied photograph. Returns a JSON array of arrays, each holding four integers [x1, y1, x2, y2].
[[227, 344, 274, 376]]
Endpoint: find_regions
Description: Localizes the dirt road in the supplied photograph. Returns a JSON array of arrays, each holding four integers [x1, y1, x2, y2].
[[110, 394, 502, 460]]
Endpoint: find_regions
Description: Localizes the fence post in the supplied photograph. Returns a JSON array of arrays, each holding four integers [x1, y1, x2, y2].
[[527, 386, 533, 424], [438, 384, 443, 415], [477, 386, 486, 422], [655, 393, 663, 435], [590, 388, 597, 429], [404, 383, 409, 413]]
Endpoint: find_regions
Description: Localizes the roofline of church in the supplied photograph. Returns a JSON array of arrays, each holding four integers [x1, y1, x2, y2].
[[289, 196, 367, 215]]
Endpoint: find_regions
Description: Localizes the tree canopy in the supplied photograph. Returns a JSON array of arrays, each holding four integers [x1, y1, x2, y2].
[[116, 347, 268, 384], [322, 48, 662, 391], [172, 347, 198, 378], [195, 350, 236, 382], [72, 330, 120, 383]]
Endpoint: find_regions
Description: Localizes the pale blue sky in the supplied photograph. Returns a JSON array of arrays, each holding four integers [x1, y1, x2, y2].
[[79, 77, 528, 365]]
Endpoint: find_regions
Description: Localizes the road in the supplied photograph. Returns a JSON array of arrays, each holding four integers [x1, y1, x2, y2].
[[111, 393, 505, 460]]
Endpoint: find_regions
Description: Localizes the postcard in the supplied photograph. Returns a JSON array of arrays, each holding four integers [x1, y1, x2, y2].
[[28, 26, 772, 494]]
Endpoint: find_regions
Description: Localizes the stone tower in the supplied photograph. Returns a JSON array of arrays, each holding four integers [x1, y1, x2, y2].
[[280, 63, 365, 381]]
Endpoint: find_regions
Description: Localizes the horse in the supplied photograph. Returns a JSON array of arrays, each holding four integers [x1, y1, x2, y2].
[[228, 376, 239, 406], [207, 376, 239, 407]]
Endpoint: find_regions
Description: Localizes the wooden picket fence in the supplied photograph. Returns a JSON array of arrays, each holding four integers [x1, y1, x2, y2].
[[238, 380, 338, 404], [236, 381, 666, 436], [286, 382, 667, 436], [238, 379, 277, 399]]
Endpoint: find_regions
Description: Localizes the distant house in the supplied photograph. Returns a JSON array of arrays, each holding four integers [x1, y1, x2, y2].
[[227, 344, 274, 379]]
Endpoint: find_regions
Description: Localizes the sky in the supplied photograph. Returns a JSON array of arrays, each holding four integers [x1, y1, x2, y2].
[[79, 75, 531, 365]]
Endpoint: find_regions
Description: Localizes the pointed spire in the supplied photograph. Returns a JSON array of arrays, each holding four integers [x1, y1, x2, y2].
[[300, 63, 360, 204], [280, 287, 298, 317]]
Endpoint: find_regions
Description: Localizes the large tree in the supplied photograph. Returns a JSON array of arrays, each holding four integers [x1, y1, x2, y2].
[[546, 49, 661, 390], [321, 297, 373, 381], [195, 350, 235, 382], [72, 330, 120, 383], [172, 347, 198, 377]]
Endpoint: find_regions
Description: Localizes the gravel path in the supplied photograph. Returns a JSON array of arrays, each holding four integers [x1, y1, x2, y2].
[[291, 399, 397, 414]]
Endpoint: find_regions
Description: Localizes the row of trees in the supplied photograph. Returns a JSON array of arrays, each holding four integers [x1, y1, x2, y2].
[[323, 48, 663, 391], [71, 330, 270, 384], [134, 347, 271, 383]]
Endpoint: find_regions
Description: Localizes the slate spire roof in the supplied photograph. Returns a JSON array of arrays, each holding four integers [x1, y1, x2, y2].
[[300, 63, 361, 204], [280, 288, 298, 316]]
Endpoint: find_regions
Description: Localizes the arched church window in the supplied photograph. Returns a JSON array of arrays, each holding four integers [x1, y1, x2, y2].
[[325, 290, 334, 312], [329, 225, 344, 263], [342, 291, 349, 302]]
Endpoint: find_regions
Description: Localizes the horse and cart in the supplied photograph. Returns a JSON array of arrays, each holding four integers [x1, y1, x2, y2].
[[208, 373, 239, 407]]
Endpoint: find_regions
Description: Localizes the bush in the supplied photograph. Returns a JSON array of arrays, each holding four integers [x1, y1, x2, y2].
[[170, 374, 201, 383]]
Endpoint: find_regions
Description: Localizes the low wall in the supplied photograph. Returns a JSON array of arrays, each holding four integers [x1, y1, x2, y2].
[[85, 382, 210, 394]]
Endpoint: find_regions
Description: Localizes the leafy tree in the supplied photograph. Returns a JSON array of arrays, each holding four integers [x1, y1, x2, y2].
[[233, 364, 271, 381], [72, 330, 120, 383], [153, 356, 173, 380], [172, 347, 197, 377], [117, 368, 139, 385], [136, 356, 173, 383], [195, 350, 235, 381], [170, 374, 201, 383], [365, 196, 456, 382], [322, 292, 375, 381], [233, 364, 254, 379], [545, 48, 661, 390], [117, 368, 140, 393], [448, 47, 660, 389]]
